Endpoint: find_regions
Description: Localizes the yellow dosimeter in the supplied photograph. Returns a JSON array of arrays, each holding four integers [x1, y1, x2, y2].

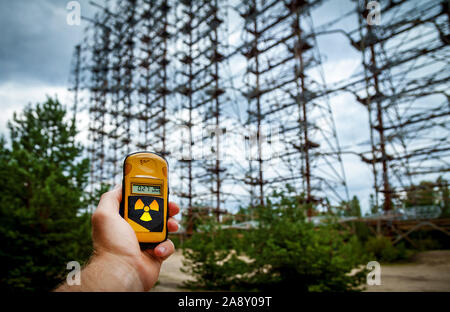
[[119, 151, 169, 249]]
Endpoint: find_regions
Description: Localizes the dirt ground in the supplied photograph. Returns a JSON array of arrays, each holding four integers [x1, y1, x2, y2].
[[365, 250, 450, 292], [151, 250, 450, 292], [151, 250, 194, 292]]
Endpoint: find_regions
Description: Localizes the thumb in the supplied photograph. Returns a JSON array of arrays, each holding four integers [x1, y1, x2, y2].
[[95, 184, 122, 215]]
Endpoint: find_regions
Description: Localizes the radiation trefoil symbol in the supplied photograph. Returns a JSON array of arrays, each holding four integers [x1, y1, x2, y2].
[[134, 198, 159, 221]]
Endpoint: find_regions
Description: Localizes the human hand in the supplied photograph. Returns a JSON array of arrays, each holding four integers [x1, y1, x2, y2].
[[92, 184, 180, 291], [56, 184, 180, 292]]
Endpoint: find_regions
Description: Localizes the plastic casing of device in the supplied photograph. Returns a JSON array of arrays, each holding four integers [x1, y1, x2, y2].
[[120, 152, 168, 244]]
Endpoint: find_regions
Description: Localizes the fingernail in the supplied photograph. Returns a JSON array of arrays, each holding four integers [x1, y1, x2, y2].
[[158, 247, 166, 255]]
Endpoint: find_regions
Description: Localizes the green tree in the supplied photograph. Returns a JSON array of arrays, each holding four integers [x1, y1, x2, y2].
[[405, 181, 436, 207], [350, 196, 362, 217], [340, 195, 362, 217], [369, 194, 379, 215], [437, 177, 449, 218], [241, 190, 367, 291], [181, 221, 247, 290], [364, 236, 411, 263], [182, 188, 368, 292], [0, 97, 91, 292]]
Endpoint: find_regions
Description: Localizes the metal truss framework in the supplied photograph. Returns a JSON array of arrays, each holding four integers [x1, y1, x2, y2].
[[69, 0, 449, 225]]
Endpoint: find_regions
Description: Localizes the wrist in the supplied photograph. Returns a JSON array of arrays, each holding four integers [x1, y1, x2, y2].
[[55, 251, 149, 292], [91, 251, 146, 291], [59, 251, 145, 292]]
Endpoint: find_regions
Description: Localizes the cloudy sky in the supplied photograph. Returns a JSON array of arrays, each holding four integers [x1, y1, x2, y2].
[[0, 0, 93, 132], [0, 0, 377, 212]]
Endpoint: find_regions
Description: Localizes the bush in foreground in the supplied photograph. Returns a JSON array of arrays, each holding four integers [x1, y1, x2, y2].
[[182, 189, 368, 291]]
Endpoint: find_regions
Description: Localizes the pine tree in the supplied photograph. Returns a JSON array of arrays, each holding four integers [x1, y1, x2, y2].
[[369, 194, 378, 215], [350, 195, 362, 217], [0, 97, 92, 292], [340, 196, 362, 217], [437, 177, 449, 218]]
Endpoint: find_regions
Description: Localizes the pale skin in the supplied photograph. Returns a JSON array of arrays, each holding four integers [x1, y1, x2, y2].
[[55, 184, 180, 292]]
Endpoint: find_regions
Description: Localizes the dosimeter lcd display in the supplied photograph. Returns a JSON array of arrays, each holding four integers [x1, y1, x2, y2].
[[132, 184, 161, 195]]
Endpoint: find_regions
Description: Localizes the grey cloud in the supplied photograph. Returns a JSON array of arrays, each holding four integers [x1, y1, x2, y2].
[[0, 0, 94, 86]]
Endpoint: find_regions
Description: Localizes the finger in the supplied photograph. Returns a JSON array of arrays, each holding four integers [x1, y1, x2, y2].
[[96, 184, 122, 214], [167, 217, 179, 233], [169, 202, 180, 217], [153, 239, 175, 261]]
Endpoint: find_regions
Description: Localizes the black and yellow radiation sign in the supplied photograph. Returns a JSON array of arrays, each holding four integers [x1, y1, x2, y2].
[[127, 196, 164, 232]]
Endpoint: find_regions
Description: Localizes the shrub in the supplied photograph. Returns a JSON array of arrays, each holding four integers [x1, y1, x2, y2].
[[364, 236, 411, 263], [415, 237, 441, 251], [181, 222, 248, 290], [182, 189, 368, 291]]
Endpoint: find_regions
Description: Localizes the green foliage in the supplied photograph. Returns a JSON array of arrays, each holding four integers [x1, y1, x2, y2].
[[0, 97, 92, 292], [404, 178, 449, 216], [369, 194, 379, 215], [339, 195, 362, 217], [437, 177, 450, 218], [169, 234, 183, 249], [182, 222, 248, 290], [182, 188, 368, 292], [364, 236, 411, 263], [414, 237, 442, 251], [405, 181, 436, 207], [350, 196, 362, 217], [407, 230, 447, 250], [351, 221, 372, 243], [181, 204, 216, 233]]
